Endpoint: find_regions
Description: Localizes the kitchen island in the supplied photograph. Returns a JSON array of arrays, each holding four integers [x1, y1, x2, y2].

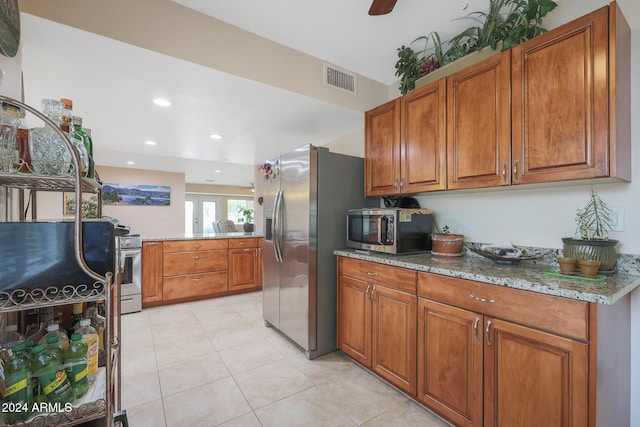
[[142, 233, 263, 307], [334, 248, 638, 427]]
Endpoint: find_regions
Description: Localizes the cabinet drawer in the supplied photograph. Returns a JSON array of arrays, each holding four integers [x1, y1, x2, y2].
[[163, 250, 228, 276], [339, 257, 417, 294], [228, 238, 258, 249], [418, 272, 589, 341], [163, 272, 228, 301], [163, 239, 228, 252]]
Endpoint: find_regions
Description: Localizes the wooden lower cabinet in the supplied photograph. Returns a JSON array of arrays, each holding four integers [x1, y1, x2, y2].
[[337, 257, 417, 395], [337, 256, 597, 427], [141, 241, 163, 306], [142, 238, 263, 306]]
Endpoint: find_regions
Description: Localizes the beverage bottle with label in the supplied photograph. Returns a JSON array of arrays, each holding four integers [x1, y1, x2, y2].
[[27, 306, 54, 344], [38, 323, 69, 350], [2, 342, 33, 424], [76, 319, 98, 384], [67, 303, 84, 338], [59, 98, 88, 176], [86, 302, 105, 366], [31, 343, 75, 404], [72, 116, 94, 179], [0, 324, 25, 350], [65, 333, 89, 399]]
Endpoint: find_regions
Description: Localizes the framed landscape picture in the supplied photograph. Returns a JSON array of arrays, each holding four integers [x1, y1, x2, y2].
[[101, 183, 171, 206]]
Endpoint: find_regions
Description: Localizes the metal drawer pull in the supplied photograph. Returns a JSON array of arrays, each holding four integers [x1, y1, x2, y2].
[[192, 277, 202, 282], [485, 320, 493, 346], [365, 271, 378, 277], [192, 255, 202, 259], [473, 317, 480, 341], [193, 244, 202, 249], [470, 294, 495, 304], [239, 242, 247, 245]]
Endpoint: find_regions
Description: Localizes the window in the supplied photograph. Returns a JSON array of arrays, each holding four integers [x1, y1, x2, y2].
[[227, 198, 254, 224]]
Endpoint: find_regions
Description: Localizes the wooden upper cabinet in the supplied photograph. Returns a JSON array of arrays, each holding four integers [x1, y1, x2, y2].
[[401, 79, 447, 192], [365, 99, 401, 196], [511, 4, 630, 184], [447, 50, 512, 190]]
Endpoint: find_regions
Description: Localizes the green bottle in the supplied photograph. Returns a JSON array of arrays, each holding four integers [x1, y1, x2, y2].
[[2, 342, 32, 424], [31, 343, 75, 404], [24, 339, 40, 400], [64, 333, 89, 399], [72, 116, 94, 179]]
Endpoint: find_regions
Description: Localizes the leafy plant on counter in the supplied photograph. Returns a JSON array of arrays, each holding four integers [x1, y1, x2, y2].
[[575, 188, 613, 240], [238, 207, 254, 224]]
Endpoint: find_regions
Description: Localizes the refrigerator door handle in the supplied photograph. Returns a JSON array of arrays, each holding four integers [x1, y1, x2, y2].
[[273, 188, 284, 262]]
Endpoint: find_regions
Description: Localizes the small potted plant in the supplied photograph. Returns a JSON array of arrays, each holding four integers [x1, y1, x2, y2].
[[562, 188, 618, 273], [238, 207, 255, 233], [431, 225, 464, 256]]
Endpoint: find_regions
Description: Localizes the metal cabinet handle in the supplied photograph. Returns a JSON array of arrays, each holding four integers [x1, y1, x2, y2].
[[239, 242, 247, 246], [370, 286, 376, 302], [394, 178, 399, 190], [192, 243, 202, 249], [365, 284, 371, 301], [192, 277, 202, 282], [470, 294, 496, 304], [513, 159, 520, 182], [502, 162, 508, 183], [400, 177, 405, 190], [192, 255, 202, 259], [485, 320, 493, 346], [473, 317, 480, 341], [365, 271, 378, 277]]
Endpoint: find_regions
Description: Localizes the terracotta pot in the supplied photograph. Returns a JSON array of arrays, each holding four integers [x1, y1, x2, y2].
[[557, 257, 577, 275], [577, 259, 601, 278], [431, 234, 464, 255]]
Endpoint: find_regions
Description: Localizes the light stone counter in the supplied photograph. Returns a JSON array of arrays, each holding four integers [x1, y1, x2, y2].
[[143, 232, 263, 242], [334, 248, 640, 305]]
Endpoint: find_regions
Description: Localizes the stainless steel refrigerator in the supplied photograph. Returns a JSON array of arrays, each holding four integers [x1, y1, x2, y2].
[[263, 144, 376, 359]]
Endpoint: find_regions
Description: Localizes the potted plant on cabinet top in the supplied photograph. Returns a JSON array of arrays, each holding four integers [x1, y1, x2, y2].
[[431, 225, 464, 257], [562, 188, 618, 273], [238, 207, 255, 233], [395, 0, 558, 94]]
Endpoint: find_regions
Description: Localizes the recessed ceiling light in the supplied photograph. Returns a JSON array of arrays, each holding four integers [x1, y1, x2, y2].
[[127, 161, 135, 165], [145, 140, 157, 146], [153, 98, 171, 107], [215, 169, 221, 173], [210, 134, 223, 140]]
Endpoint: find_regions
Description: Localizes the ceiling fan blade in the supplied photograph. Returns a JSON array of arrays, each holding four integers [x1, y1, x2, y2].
[[368, 0, 397, 15]]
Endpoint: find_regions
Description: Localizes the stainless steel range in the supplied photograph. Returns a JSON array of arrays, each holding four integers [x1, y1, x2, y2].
[[118, 234, 142, 314]]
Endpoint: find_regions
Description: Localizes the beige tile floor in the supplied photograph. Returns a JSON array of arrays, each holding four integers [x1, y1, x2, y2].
[[120, 291, 452, 427]]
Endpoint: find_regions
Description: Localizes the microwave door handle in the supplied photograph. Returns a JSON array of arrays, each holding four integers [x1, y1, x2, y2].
[[377, 217, 382, 244]]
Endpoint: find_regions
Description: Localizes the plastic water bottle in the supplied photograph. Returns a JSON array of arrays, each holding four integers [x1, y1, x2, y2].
[[2, 342, 32, 424], [31, 343, 75, 404], [65, 333, 89, 399], [76, 319, 98, 384], [38, 323, 69, 350], [0, 324, 25, 349]]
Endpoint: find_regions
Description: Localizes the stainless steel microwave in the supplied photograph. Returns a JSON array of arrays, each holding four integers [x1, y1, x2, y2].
[[346, 208, 433, 254]]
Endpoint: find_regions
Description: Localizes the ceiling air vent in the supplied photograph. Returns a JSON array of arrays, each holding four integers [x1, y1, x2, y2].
[[324, 63, 357, 95]]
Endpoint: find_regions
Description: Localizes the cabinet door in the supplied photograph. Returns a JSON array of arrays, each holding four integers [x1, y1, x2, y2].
[[371, 284, 417, 395], [365, 98, 401, 196], [511, 7, 609, 184], [484, 318, 588, 427], [447, 51, 511, 190], [337, 275, 372, 368], [401, 79, 447, 193], [417, 299, 483, 427], [141, 241, 163, 306], [228, 248, 258, 291]]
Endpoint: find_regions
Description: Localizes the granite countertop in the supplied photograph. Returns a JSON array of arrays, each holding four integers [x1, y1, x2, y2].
[[334, 249, 640, 305], [143, 232, 263, 242]]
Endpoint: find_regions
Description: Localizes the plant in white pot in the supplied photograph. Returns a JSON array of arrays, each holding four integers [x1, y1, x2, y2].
[[562, 188, 618, 273], [431, 225, 464, 256]]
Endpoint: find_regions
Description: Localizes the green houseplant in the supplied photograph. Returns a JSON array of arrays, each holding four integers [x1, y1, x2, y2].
[[238, 207, 255, 233], [562, 188, 618, 273], [395, 0, 557, 94]]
